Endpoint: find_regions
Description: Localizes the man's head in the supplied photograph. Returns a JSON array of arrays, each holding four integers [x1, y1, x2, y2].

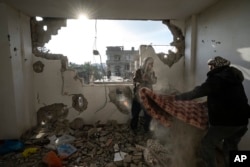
[[207, 56, 230, 70]]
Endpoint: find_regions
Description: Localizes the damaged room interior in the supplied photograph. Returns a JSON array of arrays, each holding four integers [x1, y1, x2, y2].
[[0, 0, 250, 167]]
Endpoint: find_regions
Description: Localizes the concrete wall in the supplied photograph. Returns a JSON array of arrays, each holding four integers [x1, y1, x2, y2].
[[0, 3, 35, 139], [1, 1, 249, 151], [184, 0, 250, 149], [33, 44, 184, 127], [33, 43, 183, 124], [33, 56, 131, 125], [139, 45, 184, 93], [1, 3, 184, 139]]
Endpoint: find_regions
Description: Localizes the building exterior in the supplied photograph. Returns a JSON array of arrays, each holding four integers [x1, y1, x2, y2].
[[106, 46, 139, 80]]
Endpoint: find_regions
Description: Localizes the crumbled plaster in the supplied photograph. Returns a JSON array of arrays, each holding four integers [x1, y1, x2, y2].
[[157, 20, 185, 67], [108, 86, 133, 115], [30, 17, 69, 71], [70, 117, 85, 130], [1, 117, 226, 167], [30, 17, 67, 49], [34, 52, 68, 72], [37, 103, 69, 125]]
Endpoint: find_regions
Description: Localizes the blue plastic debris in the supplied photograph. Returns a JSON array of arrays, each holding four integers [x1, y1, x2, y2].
[[0, 140, 24, 155], [56, 143, 77, 159]]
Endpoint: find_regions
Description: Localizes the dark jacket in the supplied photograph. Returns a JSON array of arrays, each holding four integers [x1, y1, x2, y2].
[[133, 68, 157, 100], [175, 66, 250, 126]]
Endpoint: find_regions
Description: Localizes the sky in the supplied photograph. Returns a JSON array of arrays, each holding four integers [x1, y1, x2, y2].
[[45, 19, 173, 64]]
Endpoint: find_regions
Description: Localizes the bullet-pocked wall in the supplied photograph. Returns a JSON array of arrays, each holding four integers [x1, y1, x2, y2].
[[0, 3, 35, 139], [184, 0, 250, 149], [33, 43, 185, 126], [1, 1, 249, 147], [33, 56, 132, 125]]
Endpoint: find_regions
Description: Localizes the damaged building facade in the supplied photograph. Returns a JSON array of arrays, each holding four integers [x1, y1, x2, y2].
[[0, 0, 250, 166], [106, 46, 139, 79]]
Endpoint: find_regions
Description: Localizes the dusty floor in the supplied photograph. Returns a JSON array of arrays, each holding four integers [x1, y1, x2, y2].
[[0, 119, 160, 167], [0, 118, 225, 167]]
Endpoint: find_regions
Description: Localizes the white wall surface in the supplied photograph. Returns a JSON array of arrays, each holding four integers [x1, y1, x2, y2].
[[0, 3, 18, 139], [185, 0, 250, 149], [0, 3, 35, 139], [139, 45, 184, 93], [33, 56, 130, 125]]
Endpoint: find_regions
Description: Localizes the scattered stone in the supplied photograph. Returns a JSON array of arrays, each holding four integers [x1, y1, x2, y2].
[[1, 119, 159, 167], [70, 118, 84, 130]]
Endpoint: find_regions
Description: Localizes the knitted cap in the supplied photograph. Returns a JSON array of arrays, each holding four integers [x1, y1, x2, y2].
[[207, 56, 230, 68]]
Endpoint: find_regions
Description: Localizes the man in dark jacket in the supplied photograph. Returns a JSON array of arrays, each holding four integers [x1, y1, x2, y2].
[[175, 56, 250, 167]]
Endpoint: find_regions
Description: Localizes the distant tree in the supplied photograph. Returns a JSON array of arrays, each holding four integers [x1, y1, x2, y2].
[[69, 62, 103, 84]]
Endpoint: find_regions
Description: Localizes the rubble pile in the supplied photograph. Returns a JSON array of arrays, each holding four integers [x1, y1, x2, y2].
[[0, 118, 170, 167]]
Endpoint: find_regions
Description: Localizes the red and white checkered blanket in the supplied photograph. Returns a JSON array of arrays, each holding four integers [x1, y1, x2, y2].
[[139, 87, 208, 130]]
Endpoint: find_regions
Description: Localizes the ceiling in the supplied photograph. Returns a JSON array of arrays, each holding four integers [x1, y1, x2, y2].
[[2, 0, 219, 20]]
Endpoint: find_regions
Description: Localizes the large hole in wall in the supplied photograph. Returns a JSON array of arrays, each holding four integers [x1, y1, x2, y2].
[[31, 18, 185, 84], [31, 17, 186, 121], [72, 94, 88, 113]]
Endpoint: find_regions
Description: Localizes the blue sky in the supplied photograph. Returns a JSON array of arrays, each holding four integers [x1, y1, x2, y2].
[[45, 19, 173, 64]]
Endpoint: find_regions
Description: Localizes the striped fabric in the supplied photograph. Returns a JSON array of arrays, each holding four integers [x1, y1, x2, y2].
[[139, 87, 208, 130]]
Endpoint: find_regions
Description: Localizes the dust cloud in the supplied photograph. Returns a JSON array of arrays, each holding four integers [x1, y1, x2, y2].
[[150, 118, 205, 167]]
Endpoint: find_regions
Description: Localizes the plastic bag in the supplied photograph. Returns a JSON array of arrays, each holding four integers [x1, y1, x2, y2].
[[57, 143, 77, 159], [0, 140, 24, 155], [22, 147, 38, 157]]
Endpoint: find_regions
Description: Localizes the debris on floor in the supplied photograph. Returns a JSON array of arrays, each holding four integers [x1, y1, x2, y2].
[[0, 118, 167, 167]]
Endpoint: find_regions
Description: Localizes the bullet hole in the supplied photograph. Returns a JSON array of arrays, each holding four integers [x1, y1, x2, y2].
[[211, 40, 221, 48], [201, 40, 205, 43], [14, 47, 17, 51], [7, 34, 10, 42], [33, 61, 45, 73]]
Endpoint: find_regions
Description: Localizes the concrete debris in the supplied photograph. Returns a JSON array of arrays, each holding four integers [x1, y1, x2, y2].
[[0, 118, 166, 167], [144, 139, 172, 167], [70, 117, 84, 130], [37, 103, 69, 126], [157, 20, 185, 68]]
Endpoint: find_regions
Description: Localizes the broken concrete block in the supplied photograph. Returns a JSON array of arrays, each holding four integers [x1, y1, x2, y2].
[[70, 117, 84, 130]]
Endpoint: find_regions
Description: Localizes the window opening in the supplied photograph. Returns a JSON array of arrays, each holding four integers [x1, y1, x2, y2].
[[44, 19, 175, 84]]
